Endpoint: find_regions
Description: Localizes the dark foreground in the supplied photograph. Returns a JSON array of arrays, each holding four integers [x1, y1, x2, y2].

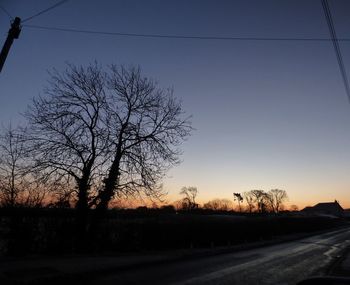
[[1, 227, 350, 285], [87, 227, 350, 285], [1, 207, 345, 256]]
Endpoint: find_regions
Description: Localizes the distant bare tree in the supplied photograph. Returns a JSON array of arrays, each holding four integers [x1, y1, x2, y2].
[[233, 193, 243, 212], [172, 199, 184, 211], [0, 126, 51, 207], [250, 190, 269, 213], [21, 178, 48, 207], [221, 199, 233, 211], [289, 204, 299, 212], [243, 191, 255, 213], [203, 200, 217, 211], [0, 126, 27, 207], [203, 198, 233, 211], [203, 199, 220, 211], [266, 189, 288, 213], [179, 186, 198, 210]]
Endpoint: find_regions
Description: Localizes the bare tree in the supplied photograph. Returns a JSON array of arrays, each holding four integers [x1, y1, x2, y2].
[[173, 199, 184, 211], [94, 65, 192, 211], [0, 126, 51, 208], [266, 189, 288, 213], [20, 177, 48, 207], [233, 192, 243, 212], [25, 63, 108, 215], [0, 125, 26, 207], [250, 190, 269, 213], [203, 198, 233, 211], [24, 63, 192, 215], [289, 204, 299, 212], [203, 199, 220, 211], [243, 191, 255, 213], [179, 186, 198, 210]]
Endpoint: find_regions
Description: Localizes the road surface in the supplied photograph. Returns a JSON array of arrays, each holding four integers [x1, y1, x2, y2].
[[89, 227, 350, 285]]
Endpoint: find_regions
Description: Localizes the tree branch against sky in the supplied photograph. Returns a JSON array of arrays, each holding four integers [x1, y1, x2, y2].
[[0, 125, 26, 206], [0, 125, 51, 207], [267, 189, 288, 213], [95, 65, 192, 211], [24, 63, 109, 213], [24, 63, 192, 213], [179, 186, 198, 210]]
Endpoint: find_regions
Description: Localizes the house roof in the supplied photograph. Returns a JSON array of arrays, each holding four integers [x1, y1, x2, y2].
[[313, 201, 343, 211], [302, 200, 344, 213]]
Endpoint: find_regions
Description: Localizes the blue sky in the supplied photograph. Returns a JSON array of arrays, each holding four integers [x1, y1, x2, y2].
[[1, 0, 350, 207]]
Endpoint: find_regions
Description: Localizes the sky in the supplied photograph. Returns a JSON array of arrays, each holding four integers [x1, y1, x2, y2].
[[1, 0, 350, 209]]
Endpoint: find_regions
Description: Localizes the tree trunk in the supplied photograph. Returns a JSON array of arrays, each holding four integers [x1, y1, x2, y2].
[[74, 169, 92, 251], [96, 152, 121, 213]]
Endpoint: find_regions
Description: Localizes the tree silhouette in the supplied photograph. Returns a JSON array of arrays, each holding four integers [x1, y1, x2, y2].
[[94, 65, 192, 211], [233, 192, 243, 212], [203, 198, 233, 211], [179, 186, 198, 210], [0, 125, 26, 207], [0, 125, 51, 207], [266, 189, 288, 213], [250, 190, 269, 213], [24, 63, 192, 216], [25, 63, 107, 217], [243, 191, 255, 213], [289, 204, 299, 212]]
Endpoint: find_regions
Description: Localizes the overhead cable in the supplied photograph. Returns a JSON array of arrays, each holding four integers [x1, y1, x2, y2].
[[0, 5, 13, 20], [23, 24, 350, 42], [321, 0, 350, 103], [22, 0, 69, 23]]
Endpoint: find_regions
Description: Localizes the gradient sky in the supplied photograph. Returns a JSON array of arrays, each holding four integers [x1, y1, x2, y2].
[[1, 0, 350, 208]]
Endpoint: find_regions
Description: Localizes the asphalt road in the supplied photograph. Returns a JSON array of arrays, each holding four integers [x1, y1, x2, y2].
[[88, 227, 350, 285]]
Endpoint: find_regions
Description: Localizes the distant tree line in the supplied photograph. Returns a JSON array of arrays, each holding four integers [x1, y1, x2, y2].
[[173, 187, 290, 213], [241, 189, 288, 213]]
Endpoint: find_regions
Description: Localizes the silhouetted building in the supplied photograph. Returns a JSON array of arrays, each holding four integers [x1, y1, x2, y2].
[[302, 200, 344, 217]]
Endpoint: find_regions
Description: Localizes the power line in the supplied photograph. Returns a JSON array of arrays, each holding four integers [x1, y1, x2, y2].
[[22, 24, 350, 42], [321, 0, 350, 104], [22, 0, 69, 23], [0, 5, 13, 20]]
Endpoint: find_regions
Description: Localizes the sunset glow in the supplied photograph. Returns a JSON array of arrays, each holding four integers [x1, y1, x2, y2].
[[1, 0, 350, 209]]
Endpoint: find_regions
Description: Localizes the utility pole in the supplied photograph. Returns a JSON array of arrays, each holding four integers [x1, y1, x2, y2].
[[0, 17, 21, 73]]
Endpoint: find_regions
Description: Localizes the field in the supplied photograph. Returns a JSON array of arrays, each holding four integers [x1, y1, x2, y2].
[[0, 208, 346, 256]]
